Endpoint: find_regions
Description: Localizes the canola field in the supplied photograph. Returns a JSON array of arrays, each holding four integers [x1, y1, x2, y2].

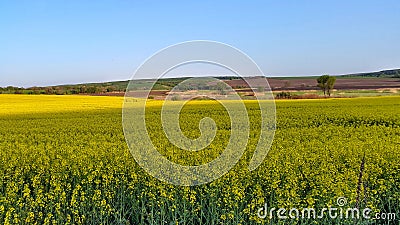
[[0, 95, 399, 224]]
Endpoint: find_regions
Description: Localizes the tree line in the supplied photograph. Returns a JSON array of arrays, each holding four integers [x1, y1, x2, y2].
[[0, 85, 125, 95]]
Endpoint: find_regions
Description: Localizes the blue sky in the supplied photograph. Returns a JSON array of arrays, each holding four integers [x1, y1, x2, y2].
[[1, 0, 399, 87]]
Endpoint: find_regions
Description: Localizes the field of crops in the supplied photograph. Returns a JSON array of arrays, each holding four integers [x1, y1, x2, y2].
[[0, 95, 399, 224]]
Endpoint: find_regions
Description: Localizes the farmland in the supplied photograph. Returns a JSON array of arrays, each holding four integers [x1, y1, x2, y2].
[[0, 95, 399, 224]]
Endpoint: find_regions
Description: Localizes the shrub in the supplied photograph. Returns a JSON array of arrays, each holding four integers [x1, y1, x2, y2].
[[276, 91, 293, 99]]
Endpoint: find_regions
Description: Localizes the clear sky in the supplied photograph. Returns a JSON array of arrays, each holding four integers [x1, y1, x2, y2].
[[1, 0, 399, 87]]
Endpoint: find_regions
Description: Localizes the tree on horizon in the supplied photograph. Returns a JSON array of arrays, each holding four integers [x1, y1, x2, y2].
[[317, 75, 336, 97]]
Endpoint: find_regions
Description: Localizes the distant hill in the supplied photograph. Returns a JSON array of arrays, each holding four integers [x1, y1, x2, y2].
[[1, 69, 399, 95], [340, 69, 400, 78]]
